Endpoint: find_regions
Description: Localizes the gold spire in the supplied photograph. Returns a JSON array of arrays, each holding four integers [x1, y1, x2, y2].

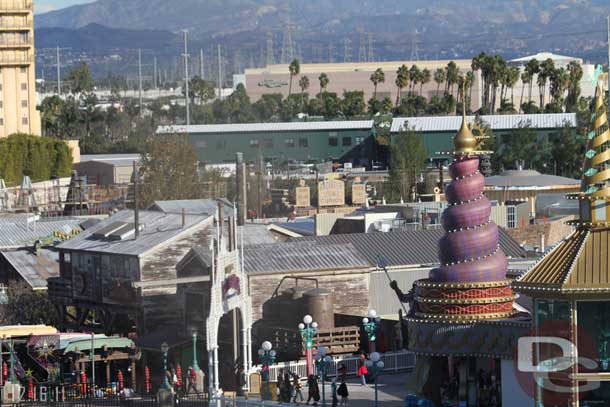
[[453, 88, 478, 154], [581, 82, 610, 199]]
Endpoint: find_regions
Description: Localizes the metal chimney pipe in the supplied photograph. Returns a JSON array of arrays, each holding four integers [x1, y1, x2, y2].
[[133, 161, 139, 239], [182, 208, 186, 228]]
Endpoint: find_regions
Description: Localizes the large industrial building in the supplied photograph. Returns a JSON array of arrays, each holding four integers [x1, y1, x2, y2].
[[158, 113, 577, 166], [0, 0, 40, 137], [157, 121, 377, 165]]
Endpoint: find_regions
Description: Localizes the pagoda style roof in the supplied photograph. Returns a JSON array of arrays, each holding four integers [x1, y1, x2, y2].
[[513, 228, 610, 294]]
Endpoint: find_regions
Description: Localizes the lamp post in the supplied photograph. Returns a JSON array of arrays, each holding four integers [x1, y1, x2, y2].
[[258, 341, 276, 401], [9, 338, 16, 384], [314, 346, 333, 407], [160, 342, 170, 390], [362, 309, 380, 353], [366, 352, 385, 407], [191, 330, 199, 371], [299, 315, 318, 376]]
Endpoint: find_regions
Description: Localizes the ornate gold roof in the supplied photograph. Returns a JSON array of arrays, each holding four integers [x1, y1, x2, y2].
[[581, 83, 610, 198], [513, 228, 610, 294]]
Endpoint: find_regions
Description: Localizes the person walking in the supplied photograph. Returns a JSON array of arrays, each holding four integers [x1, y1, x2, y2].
[[357, 354, 368, 386], [337, 379, 349, 406], [292, 373, 304, 403], [338, 363, 347, 382], [280, 372, 292, 402], [331, 378, 338, 407], [306, 374, 320, 406], [186, 365, 199, 395]]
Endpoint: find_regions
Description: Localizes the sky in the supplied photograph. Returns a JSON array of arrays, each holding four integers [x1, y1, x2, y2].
[[35, 0, 96, 14]]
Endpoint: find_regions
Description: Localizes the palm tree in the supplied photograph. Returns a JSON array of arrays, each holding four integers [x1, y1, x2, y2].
[[288, 59, 300, 97], [565, 61, 583, 111], [507, 66, 520, 108], [299, 75, 310, 109], [538, 58, 555, 108], [549, 67, 569, 108], [370, 68, 385, 101], [395, 64, 409, 106], [519, 71, 529, 113], [420, 68, 431, 97], [524, 59, 539, 104], [409, 65, 420, 93], [434, 68, 445, 95], [445, 61, 459, 96], [318, 73, 329, 99], [466, 71, 475, 110]]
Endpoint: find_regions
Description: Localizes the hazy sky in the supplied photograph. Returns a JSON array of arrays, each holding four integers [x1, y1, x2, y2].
[[35, 0, 95, 14]]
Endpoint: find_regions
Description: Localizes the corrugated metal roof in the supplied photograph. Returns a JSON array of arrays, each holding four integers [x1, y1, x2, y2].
[[157, 120, 374, 134], [485, 170, 580, 188], [79, 154, 141, 167], [1, 248, 59, 289], [391, 113, 576, 133], [57, 210, 211, 256], [243, 242, 371, 274], [0, 216, 82, 249], [291, 228, 526, 267], [149, 198, 235, 216]]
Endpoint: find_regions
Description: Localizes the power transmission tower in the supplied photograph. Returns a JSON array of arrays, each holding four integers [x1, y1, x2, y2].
[[367, 32, 374, 62], [358, 30, 366, 62], [217, 44, 223, 101], [56, 46, 61, 94], [182, 30, 190, 126], [343, 38, 351, 62], [153, 56, 157, 89], [280, 23, 295, 64], [328, 44, 334, 63], [266, 31, 275, 66], [410, 28, 420, 61], [200, 49, 205, 79]]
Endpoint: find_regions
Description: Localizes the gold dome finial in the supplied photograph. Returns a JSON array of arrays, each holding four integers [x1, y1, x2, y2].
[[453, 85, 478, 154]]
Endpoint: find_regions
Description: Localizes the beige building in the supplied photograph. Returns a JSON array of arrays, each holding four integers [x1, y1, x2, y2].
[[243, 59, 484, 110], [0, 0, 40, 137]]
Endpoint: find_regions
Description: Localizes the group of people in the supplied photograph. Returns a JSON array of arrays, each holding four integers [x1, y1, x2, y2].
[[275, 368, 349, 406]]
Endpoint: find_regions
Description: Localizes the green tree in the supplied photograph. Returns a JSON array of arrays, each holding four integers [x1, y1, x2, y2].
[[538, 58, 555, 108], [253, 93, 283, 121], [66, 62, 93, 94], [420, 68, 431, 96], [370, 68, 385, 101], [395, 64, 410, 105], [524, 59, 539, 104], [40, 96, 65, 138], [1, 281, 58, 326], [318, 73, 329, 99], [388, 127, 427, 202], [298, 75, 310, 109], [341, 90, 366, 117], [445, 61, 459, 97], [138, 134, 201, 207], [288, 58, 301, 97], [434, 68, 445, 95], [409, 65, 421, 93], [565, 61, 583, 112], [190, 76, 216, 105]]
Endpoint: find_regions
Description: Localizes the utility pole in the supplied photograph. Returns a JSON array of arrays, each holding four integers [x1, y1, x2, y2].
[[138, 48, 143, 117], [200, 49, 205, 79], [56, 46, 61, 94], [182, 30, 191, 126], [153, 56, 157, 89], [217, 44, 222, 101]]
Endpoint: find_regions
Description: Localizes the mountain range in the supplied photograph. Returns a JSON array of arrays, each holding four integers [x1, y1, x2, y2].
[[33, 0, 610, 79]]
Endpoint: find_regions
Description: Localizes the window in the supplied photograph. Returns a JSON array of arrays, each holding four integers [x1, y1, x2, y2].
[[0, 84, 3, 91], [22, 117, 28, 125], [0, 119, 3, 126], [285, 138, 295, 148], [262, 138, 273, 148], [216, 140, 226, 149], [250, 139, 259, 148], [20, 83, 27, 91], [0, 101, 3, 109], [299, 137, 308, 148], [342, 136, 352, 146], [328, 136, 338, 146], [195, 140, 208, 148], [20, 67, 26, 74], [21, 100, 27, 108], [356, 136, 364, 144]]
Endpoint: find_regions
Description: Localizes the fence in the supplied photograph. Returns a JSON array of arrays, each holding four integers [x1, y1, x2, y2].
[[254, 350, 415, 381], [208, 396, 294, 407], [0, 391, 205, 407]]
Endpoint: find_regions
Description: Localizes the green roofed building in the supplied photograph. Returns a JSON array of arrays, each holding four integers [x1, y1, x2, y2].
[[156, 120, 376, 165], [390, 113, 577, 160]]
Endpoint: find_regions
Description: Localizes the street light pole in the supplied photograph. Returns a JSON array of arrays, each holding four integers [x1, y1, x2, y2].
[[9, 338, 16, 384], [192, 331, 199, 371], [258, 341, 276, 401], [362, 309, 379, 353], [299, 315, 319, 376], [161, 342, 170, 390], [366, 352, 385, 407], [314, 346, 333, 407]]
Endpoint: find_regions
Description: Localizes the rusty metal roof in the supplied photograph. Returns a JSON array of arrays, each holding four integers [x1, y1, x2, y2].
[[1, 248, 59, 289], [513, 228, 610, 294]]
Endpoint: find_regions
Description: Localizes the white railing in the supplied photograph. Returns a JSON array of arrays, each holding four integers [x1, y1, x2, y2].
[[210, 396, 294, 407], [252, 350, 415, 380]]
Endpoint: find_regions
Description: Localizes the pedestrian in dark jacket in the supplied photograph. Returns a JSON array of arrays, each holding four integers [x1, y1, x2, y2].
[[306, 374, 320, 405]]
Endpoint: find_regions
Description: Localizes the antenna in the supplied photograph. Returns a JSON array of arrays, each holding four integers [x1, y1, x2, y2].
[[217, 44, 222, 101], [182, 30, 190, 126], [266, 31, 275, 66], [367, 32, 374, 62], [138, 48, 143, 117]]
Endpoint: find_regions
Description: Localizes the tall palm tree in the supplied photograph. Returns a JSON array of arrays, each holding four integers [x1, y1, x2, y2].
[[524, 58, 539, 104], [288, 58, 300, 97], [445, 61, 459, 96], [466, 71, 475, 110], [318, 73, 329, 100], [395, 64, 409, 105], [538, 58, 555, 108], [519, 71, 529, 112], [434, 68, 445, 94], [409, 65, 420, 93], [299, 75, 310, 109], [420, 68, 431, 97], [507, 66, 520, 108], [565, 60, 583, 111], [370, 68, 385, 101]]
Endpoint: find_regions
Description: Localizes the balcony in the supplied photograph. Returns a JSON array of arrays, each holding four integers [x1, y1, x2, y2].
[[0, 1, 32, 13], [0, 55, 32, 65], [0, 20, 31, 31], [0, 37, 30, 48]]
